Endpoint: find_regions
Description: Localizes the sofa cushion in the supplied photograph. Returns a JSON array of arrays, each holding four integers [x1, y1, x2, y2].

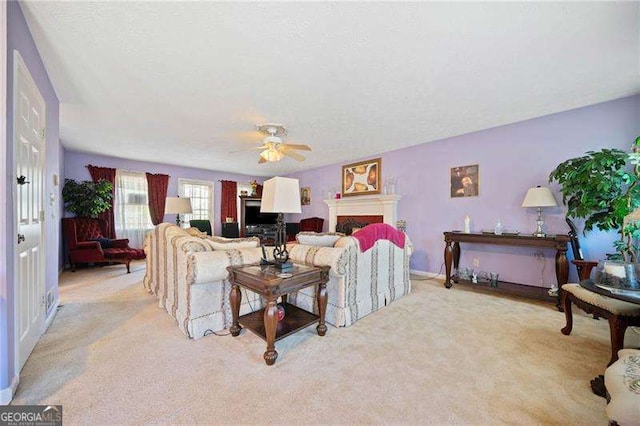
[[207, 236, 261, 250], [188, 247, 267, 284], [296, 232, 345, 247], [186, 227, 208, 238]]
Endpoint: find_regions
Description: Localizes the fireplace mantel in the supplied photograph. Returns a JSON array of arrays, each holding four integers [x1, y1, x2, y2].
[[324, 195, 401, 232]]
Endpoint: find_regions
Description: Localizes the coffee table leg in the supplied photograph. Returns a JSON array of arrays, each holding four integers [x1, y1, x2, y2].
[[263, 298, 278, 365], [229, 283, 242, 337], [316, 281, 328, 336]]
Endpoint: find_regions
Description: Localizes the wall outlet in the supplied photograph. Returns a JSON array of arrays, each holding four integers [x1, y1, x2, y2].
[[473, 258, 480, 267]]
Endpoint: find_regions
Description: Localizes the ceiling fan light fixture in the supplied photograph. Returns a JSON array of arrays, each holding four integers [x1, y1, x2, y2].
[[254, 122, 310, 164], [260, 149, 284, 162], [263, 135, 282, 144]]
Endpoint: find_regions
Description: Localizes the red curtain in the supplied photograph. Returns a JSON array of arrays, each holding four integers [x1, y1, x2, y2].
[[87, 164, 116, 238], [220, 180, 238, 223], [146, 173, 170, 225]]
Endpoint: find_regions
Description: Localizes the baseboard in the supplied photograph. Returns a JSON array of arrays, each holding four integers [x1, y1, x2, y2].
[[410, 269, 444, 280], [0, 299, 59, 406], [45, 298, 60, 330], [0, 374, 19, 405]]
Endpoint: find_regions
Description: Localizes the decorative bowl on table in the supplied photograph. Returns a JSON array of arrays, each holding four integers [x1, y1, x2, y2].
[[593, 261, 640, 293]]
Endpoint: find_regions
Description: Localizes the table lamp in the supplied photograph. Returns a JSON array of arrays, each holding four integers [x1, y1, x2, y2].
[[521, 186, 558, 237], [165, 196, 192, 227], [260, 176, 302, 270]]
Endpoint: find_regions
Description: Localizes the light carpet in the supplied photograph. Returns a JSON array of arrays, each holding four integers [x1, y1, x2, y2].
[[12, 262, 632, 424]]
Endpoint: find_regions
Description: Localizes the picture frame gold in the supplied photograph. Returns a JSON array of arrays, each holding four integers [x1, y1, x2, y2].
[[342, 158, 381, 197]]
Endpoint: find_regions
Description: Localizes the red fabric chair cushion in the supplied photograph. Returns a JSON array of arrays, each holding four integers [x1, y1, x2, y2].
[[104, 248, 145, 260], [74, 218, 105, 241]]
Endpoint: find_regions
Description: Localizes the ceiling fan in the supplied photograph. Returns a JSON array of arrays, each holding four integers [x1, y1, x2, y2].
[[255, 123, 311, 164]]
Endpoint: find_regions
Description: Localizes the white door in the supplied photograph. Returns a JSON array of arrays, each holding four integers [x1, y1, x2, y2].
[[14, 52, 46, 372]]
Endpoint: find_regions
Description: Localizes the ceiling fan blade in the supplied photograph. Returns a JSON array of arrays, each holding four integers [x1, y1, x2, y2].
[[283, 150, 306, 162], [282, 143, 311, 151], [258, 156, 267, 164], [235, 130, 265, 142], [228, 145, 268, 154]]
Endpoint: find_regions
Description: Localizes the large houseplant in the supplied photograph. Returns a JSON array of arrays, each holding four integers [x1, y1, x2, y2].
[[548, 136, 640, 262], [62, 179, 113, 218]]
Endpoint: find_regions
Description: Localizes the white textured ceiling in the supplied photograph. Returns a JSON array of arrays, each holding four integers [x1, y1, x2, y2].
[[19, 1, 640, 176]]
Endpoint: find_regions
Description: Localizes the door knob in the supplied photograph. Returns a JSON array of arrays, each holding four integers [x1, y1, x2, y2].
[[16, 175, 30, 185], [17, 234, 25, 244]]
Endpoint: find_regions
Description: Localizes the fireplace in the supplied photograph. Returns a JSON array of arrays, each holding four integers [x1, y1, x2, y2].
[[336, 215, 383, 235], [324, 194, 401, 232]]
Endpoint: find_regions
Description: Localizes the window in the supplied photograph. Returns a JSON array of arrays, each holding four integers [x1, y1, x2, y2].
[[114, 170, 153, 248], [178, 178, 214, 225]]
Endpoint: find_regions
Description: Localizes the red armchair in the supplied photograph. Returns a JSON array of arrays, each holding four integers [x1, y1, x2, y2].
[[299, 217, 324, 233], [62, 218, 145, 273]]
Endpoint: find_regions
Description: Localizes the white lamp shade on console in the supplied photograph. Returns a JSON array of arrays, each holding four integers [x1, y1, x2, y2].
[[260, 177, 302, 214], [521, 186, 558, 208], [165, 197, 193, 214], [521, 186, 557, 237], [165, 197, 193, 227]]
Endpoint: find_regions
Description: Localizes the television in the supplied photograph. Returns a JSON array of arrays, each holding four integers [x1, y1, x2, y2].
[[245, 205, 278, 225]]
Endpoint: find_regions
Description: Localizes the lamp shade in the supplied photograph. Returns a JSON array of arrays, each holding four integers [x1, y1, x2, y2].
[[260, 177, 302, 214], [165, 197, 193, 214], [521, 186, 558, 208]]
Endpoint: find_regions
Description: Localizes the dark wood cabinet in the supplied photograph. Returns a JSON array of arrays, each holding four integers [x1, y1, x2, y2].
[[240, 196, 259, 238], [239, 196, 277, 242]]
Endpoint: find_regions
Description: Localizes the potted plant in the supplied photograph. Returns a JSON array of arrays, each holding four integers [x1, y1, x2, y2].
[[549, 136, 640, 262], [62, 179, 113, 218]]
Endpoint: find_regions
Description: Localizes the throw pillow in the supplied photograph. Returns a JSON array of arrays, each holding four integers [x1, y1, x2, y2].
[[207, 236, 260, 250], [296, 232, 344, 247], [89, 237, 113, 249]]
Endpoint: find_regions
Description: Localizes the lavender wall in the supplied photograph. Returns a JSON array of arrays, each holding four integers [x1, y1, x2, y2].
[[2, 2, 62, 395], [288, 95, 640, 287], [63, 151, 262, 237]]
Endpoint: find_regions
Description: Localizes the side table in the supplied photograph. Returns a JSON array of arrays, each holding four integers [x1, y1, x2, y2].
[[227, 263, 330, 365]]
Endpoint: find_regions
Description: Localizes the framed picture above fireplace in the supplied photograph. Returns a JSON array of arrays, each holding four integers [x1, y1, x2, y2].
[[342, 158, 381, 197]]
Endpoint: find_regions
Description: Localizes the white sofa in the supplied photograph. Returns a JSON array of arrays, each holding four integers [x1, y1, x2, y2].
[[285, 232, 413, 327], [144, 224, 267, 339], [143, 225, 413, 339]]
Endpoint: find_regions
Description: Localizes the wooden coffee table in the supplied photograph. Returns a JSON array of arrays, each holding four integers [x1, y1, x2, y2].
[[227, 263, 330, 365]]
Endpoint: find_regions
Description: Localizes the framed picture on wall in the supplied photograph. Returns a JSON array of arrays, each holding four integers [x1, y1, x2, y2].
[[342, 158, 381, 196], [451, 164, 479, 197], [300, 187, 311, 205]]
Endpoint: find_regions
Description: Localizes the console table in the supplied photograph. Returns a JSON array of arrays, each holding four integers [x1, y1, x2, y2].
[[443, 231, 571, 308]]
